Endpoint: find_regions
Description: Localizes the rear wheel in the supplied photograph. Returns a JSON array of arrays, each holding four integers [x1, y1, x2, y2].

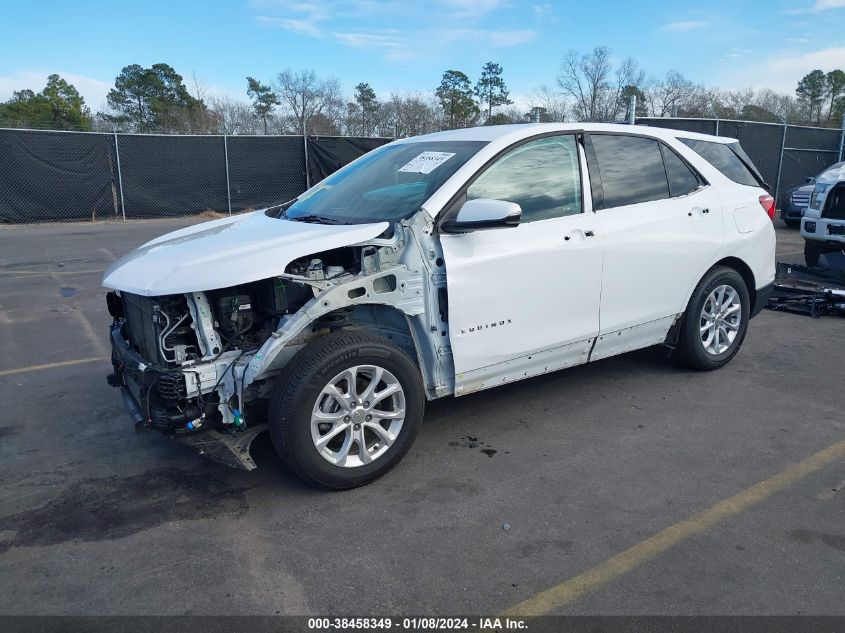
[[677, 267, 750, 371], [268, 332, 424, 489]]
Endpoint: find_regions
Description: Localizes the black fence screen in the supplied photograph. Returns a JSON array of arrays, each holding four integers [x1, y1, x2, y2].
[[636, 117, 843, 205], [228, 136, 307, 212], [306, 136, 391, 184], [117, 134, 229, 218], [3, 123, 842, 223], [0, 129, 392, 224], [0, 129, 120, 222]]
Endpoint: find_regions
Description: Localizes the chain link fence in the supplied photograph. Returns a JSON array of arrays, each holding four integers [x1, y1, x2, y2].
[[0, 128, 391, 223], [636, 117, 845, 206]]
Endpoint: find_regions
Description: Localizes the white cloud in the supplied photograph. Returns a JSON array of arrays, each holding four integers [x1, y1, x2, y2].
[[328, 26, 537, 61], [438, 0, 505, 19], [256, 1, 329, 37], [789, 0, 845, 13], [0, 70, 112, 110], [660, 20, 708, 32], [252, 0, 530, 60], [719, 47, 753, 62], [769, 46, 845, 72], [333, 29, 403, 49], [437, 28, 537, 47], [532, 4, 552, 18], [717, 46, 845, 92]]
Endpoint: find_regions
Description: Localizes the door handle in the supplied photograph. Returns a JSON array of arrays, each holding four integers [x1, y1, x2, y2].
[[689, 207, 710, 217], [564, 229, 597, 241]]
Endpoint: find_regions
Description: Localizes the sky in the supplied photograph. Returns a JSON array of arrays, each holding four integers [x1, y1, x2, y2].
[[1, 0, 844, 112]]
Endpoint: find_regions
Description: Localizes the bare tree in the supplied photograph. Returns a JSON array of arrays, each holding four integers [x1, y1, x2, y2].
[[207, 95, 259, 134], [556, 47, 644, 121], [275, 69, 343, 134], [557, 47, 611, 121], [754, 89, 803, 123], [598, 57, 645, 121], [644, 71, 705, 117], [706, 88, 749, 119], [529, 85, 568, 122], [380, 92, 440, 138]]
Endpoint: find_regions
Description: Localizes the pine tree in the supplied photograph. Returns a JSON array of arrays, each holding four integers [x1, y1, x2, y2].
[[474, 62, 512, 124]]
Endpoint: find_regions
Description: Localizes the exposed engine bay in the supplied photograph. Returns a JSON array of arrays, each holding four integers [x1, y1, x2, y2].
[[106, 215, 452, 470]]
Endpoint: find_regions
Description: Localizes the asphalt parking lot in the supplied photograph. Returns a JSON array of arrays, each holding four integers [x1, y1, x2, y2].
[[0, 218, 842, 616]]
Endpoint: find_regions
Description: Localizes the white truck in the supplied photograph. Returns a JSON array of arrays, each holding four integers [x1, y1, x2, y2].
[[800, 161, 845, 266], [104, 123, 776, 489]]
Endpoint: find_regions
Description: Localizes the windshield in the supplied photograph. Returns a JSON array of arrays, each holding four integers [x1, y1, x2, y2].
[[283, 140, 487, 224]]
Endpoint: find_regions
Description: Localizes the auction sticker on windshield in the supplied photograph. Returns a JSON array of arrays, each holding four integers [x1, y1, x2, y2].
[[398, 152, 456, 174]]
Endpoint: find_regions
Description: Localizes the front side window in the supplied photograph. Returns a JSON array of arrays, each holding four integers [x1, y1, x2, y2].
[[590, 135, 670, 208], [284, 140, 487, 224], [466, 135, 582, 223], [679, 138, 760, 187]]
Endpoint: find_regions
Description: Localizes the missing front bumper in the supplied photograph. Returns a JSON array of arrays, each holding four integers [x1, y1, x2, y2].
[[109, 322, 265, 471]]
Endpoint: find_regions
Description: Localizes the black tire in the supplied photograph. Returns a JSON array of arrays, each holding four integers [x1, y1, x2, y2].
[[677, 266, 750, 371], [784, 220, 800, 229], [268, 331, 424, 490], [804, 241, 821, 267]]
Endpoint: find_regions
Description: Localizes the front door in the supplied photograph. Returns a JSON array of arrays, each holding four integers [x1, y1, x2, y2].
[[439, 135, 604, 395]]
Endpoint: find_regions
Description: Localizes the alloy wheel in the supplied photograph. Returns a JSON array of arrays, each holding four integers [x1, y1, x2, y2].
[[699, 284, 742, 355], [310, 365, 406, 467]]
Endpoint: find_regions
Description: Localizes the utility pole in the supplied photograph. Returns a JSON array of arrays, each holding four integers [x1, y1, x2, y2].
[[839, 112, 845, 162], [303, 118, 310, 189]]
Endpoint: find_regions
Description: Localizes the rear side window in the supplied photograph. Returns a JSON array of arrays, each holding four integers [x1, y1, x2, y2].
[[680, 139, 759, 187], [590, 135, 670, 208], [660, 145, 701, 197]]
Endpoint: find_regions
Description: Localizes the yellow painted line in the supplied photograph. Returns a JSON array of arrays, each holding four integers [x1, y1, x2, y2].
[[503, 438, 845, 616], [0, 356, 107, 377]]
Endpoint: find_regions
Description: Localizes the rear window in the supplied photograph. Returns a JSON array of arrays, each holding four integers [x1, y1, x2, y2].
[[679, 139, 759, 187]]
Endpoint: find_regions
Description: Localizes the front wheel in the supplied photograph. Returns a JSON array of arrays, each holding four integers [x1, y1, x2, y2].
[[804, 241, 821, 267], [268, 332, 424, 489], [676, 267, 750, 371]]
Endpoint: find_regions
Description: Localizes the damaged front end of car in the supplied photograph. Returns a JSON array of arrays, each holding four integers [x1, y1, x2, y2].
[[104, 210, 453, 470]]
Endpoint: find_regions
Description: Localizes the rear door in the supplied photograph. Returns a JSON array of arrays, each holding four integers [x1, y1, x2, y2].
[[439, 134, 603, 394], [585, 133, 723, 355]]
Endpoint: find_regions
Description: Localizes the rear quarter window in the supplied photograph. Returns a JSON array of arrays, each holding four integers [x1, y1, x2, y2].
[[660, 144, 701, 197], [679, 138, 760, 187]]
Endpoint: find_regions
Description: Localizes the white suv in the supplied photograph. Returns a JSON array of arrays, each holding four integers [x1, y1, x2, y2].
[[103, 123, 776, 488]]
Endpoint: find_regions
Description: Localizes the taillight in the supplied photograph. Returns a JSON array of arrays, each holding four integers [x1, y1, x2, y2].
[[759, 194, 775, 220]]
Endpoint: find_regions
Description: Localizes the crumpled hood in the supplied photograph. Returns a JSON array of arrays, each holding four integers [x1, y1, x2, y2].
[[102, 211, 389, 296]]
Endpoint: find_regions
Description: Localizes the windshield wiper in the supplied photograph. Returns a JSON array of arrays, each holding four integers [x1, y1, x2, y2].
[[288, 214, 351, 225]]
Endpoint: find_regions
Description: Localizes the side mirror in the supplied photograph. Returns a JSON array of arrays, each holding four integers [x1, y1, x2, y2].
[[806, 176, 816, 183], [440, 199, 522, 233]]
